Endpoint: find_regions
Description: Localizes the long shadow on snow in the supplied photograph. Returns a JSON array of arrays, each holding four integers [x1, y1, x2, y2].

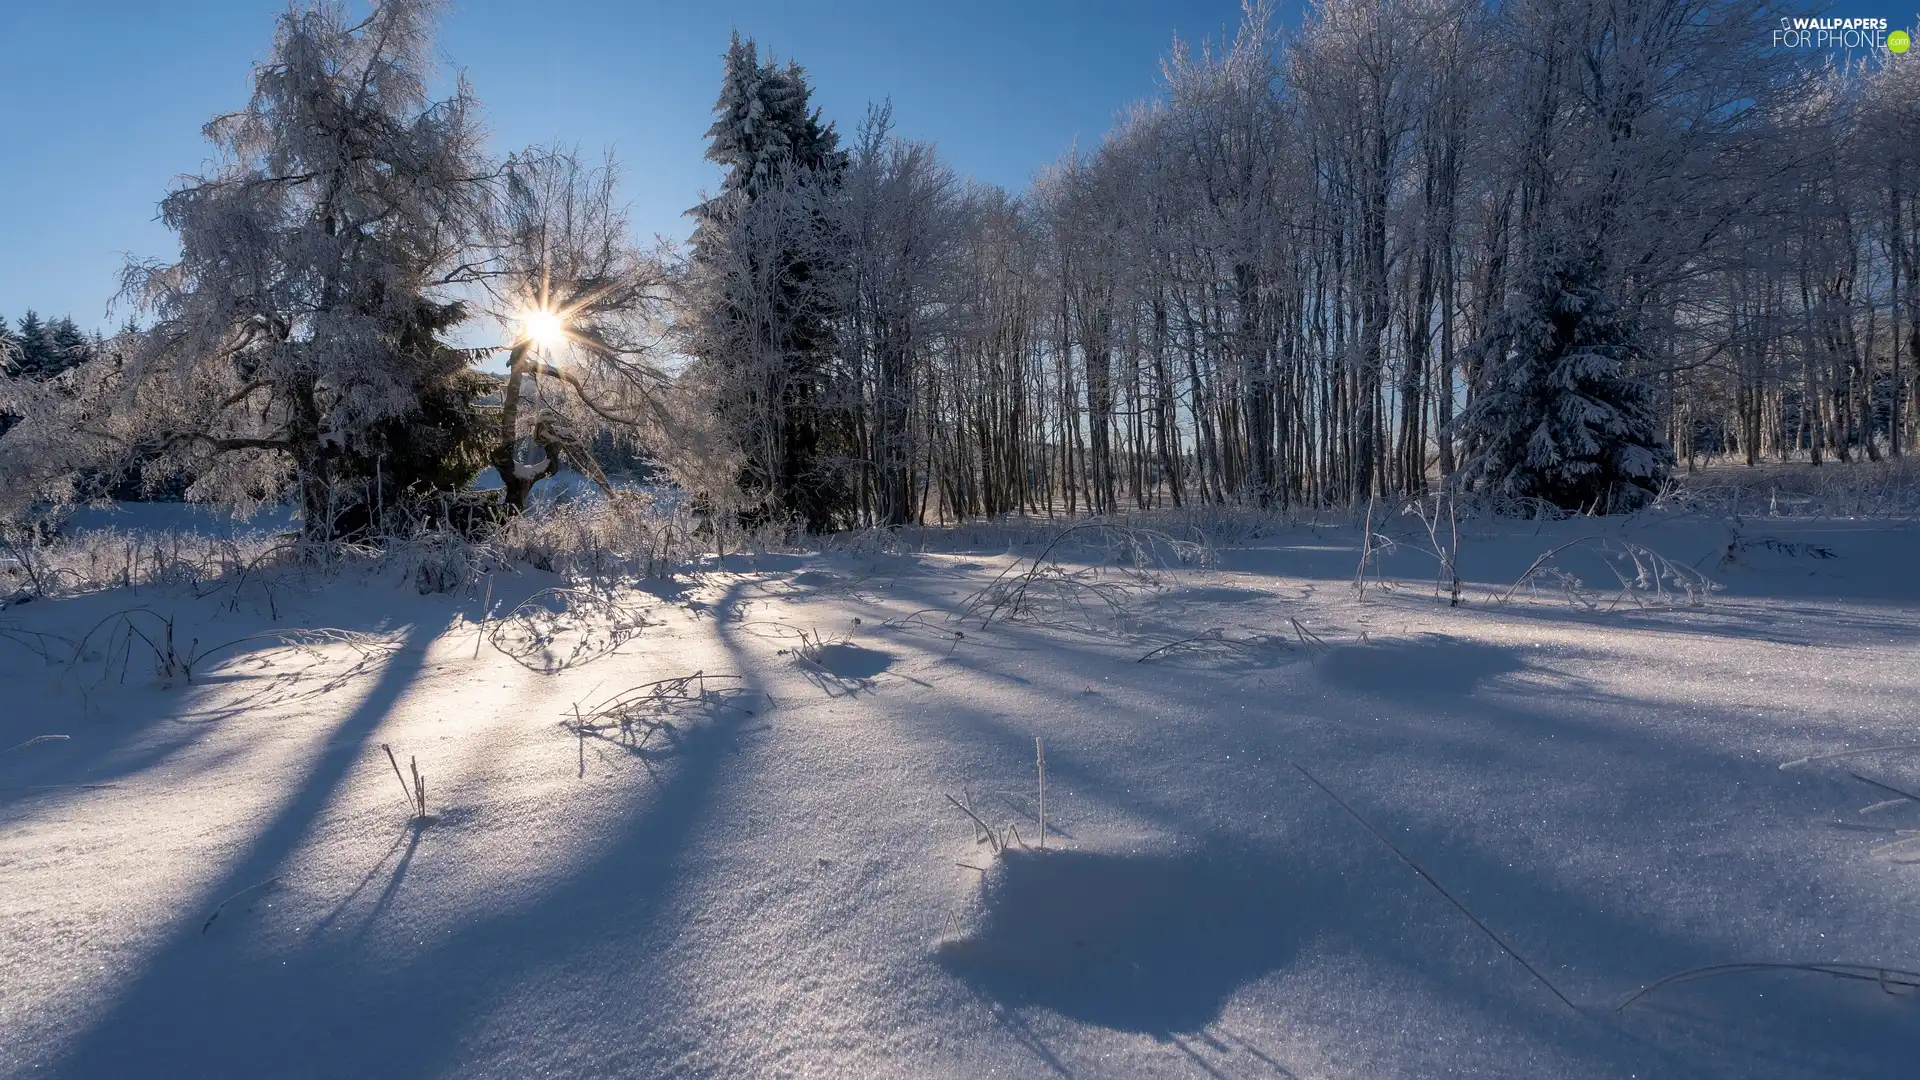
[[920, 702, 1652, 1073], [33, 612, 446, 1070], [40, 582, 764, 1080], [1432, 590, 1920, 651], [911, 620, 1920, 1078], [0, 584, 482, 821], [931, 697, 1920, 1079]]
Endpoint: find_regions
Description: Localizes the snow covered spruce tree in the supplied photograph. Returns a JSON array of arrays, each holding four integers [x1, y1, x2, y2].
[[0, 0, 494, 538], [1460, 246, 1671, 512], [680, 32, 851, 531], [1452, 0, 1778, 512]]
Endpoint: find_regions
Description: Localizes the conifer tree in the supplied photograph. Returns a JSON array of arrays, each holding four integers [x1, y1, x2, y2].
[[1460, 248, 1672, 512], [11, 312, 49, 378], [685, 32, 850, 531], [47, 318, 90, 377]]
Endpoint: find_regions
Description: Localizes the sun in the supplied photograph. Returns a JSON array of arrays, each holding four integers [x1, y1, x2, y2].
[[521, 307, 566, 351]]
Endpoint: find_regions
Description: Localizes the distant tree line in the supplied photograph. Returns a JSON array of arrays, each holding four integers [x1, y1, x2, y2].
[[0, 311, 99, 378], [0, 311, 104, 436]]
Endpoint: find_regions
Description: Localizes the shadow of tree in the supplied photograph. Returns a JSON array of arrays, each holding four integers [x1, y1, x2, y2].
[[34, 582, 766, 1080], [0, 585, 456, 821]]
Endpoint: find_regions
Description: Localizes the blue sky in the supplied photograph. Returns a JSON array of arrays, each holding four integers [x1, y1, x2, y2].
[[0, 0, 1255, 334]]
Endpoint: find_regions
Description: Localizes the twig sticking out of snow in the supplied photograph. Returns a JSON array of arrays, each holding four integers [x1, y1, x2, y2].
[[963, 523, 1207, 630], [200, 876, 281, 935], [1035, 738, 1046, 850], [1292, 762, 1578, 1012], [410, 756, 427, 821], [473, 575, 493, 660], [488, 587, 650, 674], [880, 609, 950, 630], [1615, 961, 1920, 1012], [876, 609, 966, 659], [1402, 492, 1464, 605], [565, 672, 749, 750], [1780, 744, 1920, 770], [1498, 537, 1718, 609], [1, 734, 69, 756], [944, 793, 1002, 854], [783, 627, 844, 668], [59, 608, 393, 690], [381, 743, 427, 819], [381, 744, 408, 809], [1138, 629, 1285, 663], [1352, 495, 1389, 601]]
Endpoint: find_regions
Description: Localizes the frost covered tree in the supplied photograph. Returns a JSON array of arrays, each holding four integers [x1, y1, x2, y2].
[[1461, 247, 1671, 511], [837, 104, 961, 526], [5, 0, 1896, 534], [0, 0, 493, 537], [482, 147, 671, 513], [682, 32, 850, 530], [703, 32, 845, 201], [680, 165, 841, 526]]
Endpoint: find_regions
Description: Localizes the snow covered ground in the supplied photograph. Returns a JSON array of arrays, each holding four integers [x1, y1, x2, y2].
[[4, 508, 1919, 1078]]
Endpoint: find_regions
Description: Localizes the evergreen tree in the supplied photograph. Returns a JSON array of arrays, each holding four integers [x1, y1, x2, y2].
[[1460, 249, 1672, 512], [12, 311, 49, 377], [318, 297, 497, 537], [687, 32, 851, 531], [47, 318, 90, 377], [2, 312, 91, 380], [702, 32, 845, 199]]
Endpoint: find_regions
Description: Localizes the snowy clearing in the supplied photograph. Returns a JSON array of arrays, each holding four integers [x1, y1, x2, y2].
[[3, 512, 1919, 1078]]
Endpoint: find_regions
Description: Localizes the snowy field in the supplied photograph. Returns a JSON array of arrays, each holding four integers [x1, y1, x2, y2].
[[3, 506, 1920, 1078]]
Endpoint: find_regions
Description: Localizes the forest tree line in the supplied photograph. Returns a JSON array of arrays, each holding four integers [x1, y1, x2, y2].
[[3, 0, 1916, 541], [689, 0, 1920, 529], [0, 312, 107, 436]]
